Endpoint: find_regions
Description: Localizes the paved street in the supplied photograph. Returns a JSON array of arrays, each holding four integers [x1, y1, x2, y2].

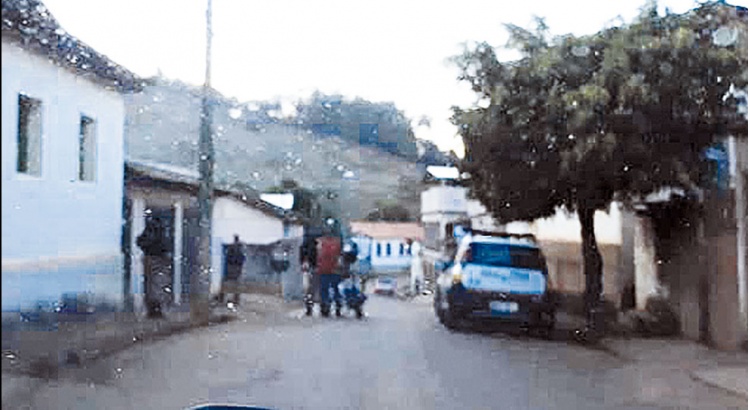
[[10, 295, 748, 410]]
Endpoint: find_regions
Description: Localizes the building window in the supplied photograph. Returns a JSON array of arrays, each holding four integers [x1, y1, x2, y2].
[[376, 243, 382, 257], [17, 94, 42, 176], [399, 243, 404, 255], [386, 243, 391, 256], [78, 115, 97, 181], [283, 222, 290, 238]]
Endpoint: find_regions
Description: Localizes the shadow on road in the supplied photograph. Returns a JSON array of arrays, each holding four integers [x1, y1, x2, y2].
[[442, 319, 597, 346]]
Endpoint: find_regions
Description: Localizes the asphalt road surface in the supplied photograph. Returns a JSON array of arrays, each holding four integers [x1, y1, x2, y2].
[[15, 295, 747, 410]]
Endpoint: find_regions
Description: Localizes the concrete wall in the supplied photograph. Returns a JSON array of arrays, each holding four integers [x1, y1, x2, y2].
[[532, 203, 623, 245], [211, 195, 302, 296], [634, 217, 661, 310], [370, 238, 412, 273], [2, 39, 126, 311], [421, 185, 467, 215], [540, 240, 623, 307]]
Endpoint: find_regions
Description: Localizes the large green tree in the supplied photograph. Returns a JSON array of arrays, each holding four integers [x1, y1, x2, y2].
[[452, 2, 747, 323]]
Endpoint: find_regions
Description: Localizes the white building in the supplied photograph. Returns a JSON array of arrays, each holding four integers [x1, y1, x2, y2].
[[1, 1, 142, 313], [349, 221, 424, 274], [125, 161, 304, 313]]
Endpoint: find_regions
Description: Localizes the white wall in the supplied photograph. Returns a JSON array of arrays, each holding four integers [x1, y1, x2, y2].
[[421, 185, 467, 215], [1, 40, 126, 310], [210, 196, 297, 294], [370, 238, 412, 271], [531, 203, 623, 245]]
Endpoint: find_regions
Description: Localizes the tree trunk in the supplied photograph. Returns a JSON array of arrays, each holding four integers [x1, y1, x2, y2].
[[578, 206, 604, 317]]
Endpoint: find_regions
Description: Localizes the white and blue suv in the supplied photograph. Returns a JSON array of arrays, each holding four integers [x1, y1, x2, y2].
[[434, 231, 555, 335]]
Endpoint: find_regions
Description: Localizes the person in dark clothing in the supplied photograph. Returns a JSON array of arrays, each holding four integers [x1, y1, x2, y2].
[[137, 216, 173, 318], [222, 235, 246, 305]]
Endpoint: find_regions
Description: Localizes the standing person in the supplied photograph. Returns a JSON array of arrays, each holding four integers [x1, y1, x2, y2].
[[317, 233, 342, 317], [410, 240, 425, 296], [137, 216, 172, 318], [301, 232, 319, 315], [222, 235, 246, 306]]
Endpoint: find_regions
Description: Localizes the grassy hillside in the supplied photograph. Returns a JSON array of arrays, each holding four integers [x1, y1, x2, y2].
[[123, 78, 423, 222]]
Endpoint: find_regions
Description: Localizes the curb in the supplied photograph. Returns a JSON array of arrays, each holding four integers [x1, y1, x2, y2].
[[689, 369, 749, 399], [2, 312, 236, 379]]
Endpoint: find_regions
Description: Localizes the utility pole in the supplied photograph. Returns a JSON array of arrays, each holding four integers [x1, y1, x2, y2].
[[191, 0, 214, 325]]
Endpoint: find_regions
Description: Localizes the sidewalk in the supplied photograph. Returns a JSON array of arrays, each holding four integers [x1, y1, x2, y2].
[[601, 337, 748, 398], [554, 311, 747, 398], [2, 293, 298, 408]]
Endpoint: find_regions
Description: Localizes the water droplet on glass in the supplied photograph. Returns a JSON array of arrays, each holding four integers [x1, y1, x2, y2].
[[200, 154, 208, 160], [145, 208, 152, 215], [568, 134, 576, 140], [712, 26, 738, 47], [228, 108, 242, 119], [336, 165, 345, 172], [55, 28, 66, 36], [571, 45, 590, 57], [623, 165, 630, 172]]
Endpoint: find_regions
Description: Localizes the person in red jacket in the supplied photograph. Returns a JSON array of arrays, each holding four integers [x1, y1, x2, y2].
[[317, 234, 342, 317]]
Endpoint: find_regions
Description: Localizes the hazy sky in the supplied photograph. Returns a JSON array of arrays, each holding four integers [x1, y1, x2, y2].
[[42, 0, 748, 156]]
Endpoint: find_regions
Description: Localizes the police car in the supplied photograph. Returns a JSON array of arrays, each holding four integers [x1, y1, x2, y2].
[[434, 230, 555, 336]]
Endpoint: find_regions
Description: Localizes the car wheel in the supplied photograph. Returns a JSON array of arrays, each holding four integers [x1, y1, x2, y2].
[[437, 294, 459, 330]]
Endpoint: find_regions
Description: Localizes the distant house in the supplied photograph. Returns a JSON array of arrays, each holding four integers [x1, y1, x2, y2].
[[125, 160, 304, 312], [349, 221, 424, 274], [1, 0, 141, 314]]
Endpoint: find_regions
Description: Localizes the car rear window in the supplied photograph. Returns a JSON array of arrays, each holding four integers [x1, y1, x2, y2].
[[469, 243, 546, 271]]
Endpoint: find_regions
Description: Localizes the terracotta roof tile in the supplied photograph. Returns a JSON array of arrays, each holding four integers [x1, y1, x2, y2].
[[349, 221, 424, 241]]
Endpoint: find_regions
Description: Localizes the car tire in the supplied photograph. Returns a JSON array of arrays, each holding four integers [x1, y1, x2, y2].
[[437, 293, 459, 330]]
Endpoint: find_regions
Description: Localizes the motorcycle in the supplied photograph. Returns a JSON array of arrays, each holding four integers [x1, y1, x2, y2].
[[336, 276, 367, 319]]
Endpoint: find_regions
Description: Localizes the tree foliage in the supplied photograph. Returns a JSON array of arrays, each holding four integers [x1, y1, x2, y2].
[[451, 2, 747, 315], [366, 200, 412, 222], [294, 91, 418, 159]]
